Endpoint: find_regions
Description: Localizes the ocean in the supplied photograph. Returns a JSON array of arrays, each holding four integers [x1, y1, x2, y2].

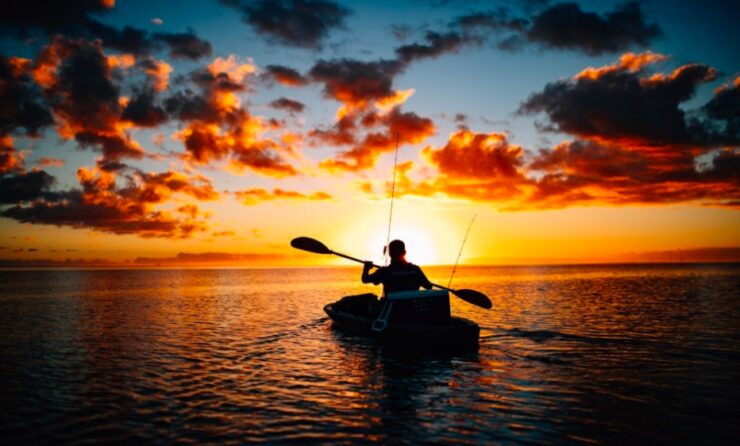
[[1, 265, 739, 444]]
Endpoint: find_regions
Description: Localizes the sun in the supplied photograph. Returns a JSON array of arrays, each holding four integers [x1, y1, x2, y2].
[[367, 224, 439, 266]]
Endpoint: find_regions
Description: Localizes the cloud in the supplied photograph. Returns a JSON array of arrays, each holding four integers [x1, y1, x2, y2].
[[450, 2, 660, 55], [0, 136, 22, 173], [165, 56, 299, 176], [235, 187, 332, 205], [423, 130, 525, 179], [0, 0, 113, 38], [35, 157, 65, 168], [703, 76, 740, 143], [523, 142, 740, 209], [121, 88, 168, 127], [0, 56, 55, 136], [75, 131, 145, 161], [139, 57, 173, 91], [123, 169, 220, 203], [303, 56, 439, 172], [263, 65, 308, 87], [381, 130, 528, 202], [2, 166, 218, 238], [518, 52, 724, 147], [454, 9, 528, 33], [318, 108, 435, 172], [30, 36, 152, 164], [373, 126, 739, 210], [526, 2, 660, 55], [395, 31, 478, 65], [219, 0, 349, 49], [212, 230, 235, 237], [133, 251, 295, 266], [0, 170, 56, 204], [1, 1, 212, 60], [268, 97, 306, 114], [308, 58, 403, 109]]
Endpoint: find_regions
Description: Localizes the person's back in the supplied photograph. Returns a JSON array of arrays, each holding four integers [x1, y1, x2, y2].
[[362, 239, 432, 295]]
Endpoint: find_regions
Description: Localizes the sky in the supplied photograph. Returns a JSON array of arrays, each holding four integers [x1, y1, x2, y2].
[[0, 0, 738, 266]]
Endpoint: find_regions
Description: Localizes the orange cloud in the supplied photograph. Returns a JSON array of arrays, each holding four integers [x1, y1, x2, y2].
[[3, 165, 215, 238], [142, 58, 173, 91], [575, 51, 667, 80], [0, 136, 21, 173], [374, 128, 740, 210], [235, 188, 332, 205], [318, 107, 435, 173], [208, 55, 256, 83]]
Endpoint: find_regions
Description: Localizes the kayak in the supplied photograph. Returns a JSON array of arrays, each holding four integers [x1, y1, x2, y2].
[[323, 290, 480, 351]]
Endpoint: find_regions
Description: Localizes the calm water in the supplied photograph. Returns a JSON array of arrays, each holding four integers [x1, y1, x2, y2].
[[1, 265, 739, 445]]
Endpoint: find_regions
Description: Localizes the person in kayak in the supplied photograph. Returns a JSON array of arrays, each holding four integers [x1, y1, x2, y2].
[[362, 239, 433, 294]]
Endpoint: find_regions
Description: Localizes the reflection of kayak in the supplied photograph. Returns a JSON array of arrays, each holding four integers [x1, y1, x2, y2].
[[323, 290, 480, 351]]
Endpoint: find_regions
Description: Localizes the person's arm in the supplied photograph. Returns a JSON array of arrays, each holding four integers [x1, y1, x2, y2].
[[361, 261, 375, 284], [362, 262, 384, 285], [417, 266, 433, 290]]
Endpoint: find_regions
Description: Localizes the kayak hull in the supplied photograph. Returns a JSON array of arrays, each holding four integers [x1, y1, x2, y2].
[[324, 296, 479, 351]]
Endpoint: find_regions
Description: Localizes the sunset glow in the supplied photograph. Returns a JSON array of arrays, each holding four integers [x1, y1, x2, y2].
[[0, 0, 738, 267]]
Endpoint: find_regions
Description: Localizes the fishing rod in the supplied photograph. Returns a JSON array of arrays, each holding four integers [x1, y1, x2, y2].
[[383, 132, 400, 265], [448, 214, 477, 289]]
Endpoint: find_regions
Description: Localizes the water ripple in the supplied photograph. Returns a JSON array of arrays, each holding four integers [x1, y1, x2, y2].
[[1, 265, 739, 444]]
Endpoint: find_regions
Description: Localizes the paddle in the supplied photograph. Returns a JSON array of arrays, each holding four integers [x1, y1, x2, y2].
[[290, 236, 493, 310]]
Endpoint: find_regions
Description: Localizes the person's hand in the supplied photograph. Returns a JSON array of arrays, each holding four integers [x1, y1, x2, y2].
[[363, 261, 374, 269]]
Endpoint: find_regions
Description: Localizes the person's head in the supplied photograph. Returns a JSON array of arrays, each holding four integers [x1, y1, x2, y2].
[[387, 239, 406, 261]]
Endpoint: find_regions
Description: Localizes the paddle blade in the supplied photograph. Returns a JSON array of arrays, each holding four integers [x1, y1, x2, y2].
[[290, 237, 332, 255], [452, 288, 493, 309]]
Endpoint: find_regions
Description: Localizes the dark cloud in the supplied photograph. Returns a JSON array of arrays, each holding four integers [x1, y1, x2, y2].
[[703, 78, 740, 144], [219, 0, 350, 49], [518, 56, 722, 147], [165, 61, 299, 176], [449, 2, 660, 55], [0, 0, 111, 38], [268, 97, 305, 114], [122, 89, 168, 127], [395, 31, 477, 65], [83, 22, 156, 55], [165, 91, 221, 123], [2, 167, 217, 238], [3, 190, 208, 238], [41, 37, 122, 134], [523, 141, 740, 209], [0, 170, 55, 204], [1, 1, 211, 59], [527, 2, 661, 55], [263, 65, 308, 86], [154, 30, 213, 60], [0, 56, 54, 136], [308, 58, 402, 106], [389, 24, 412, 41], [75, 131, 145, 161], [453, 9, 527, 33]]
